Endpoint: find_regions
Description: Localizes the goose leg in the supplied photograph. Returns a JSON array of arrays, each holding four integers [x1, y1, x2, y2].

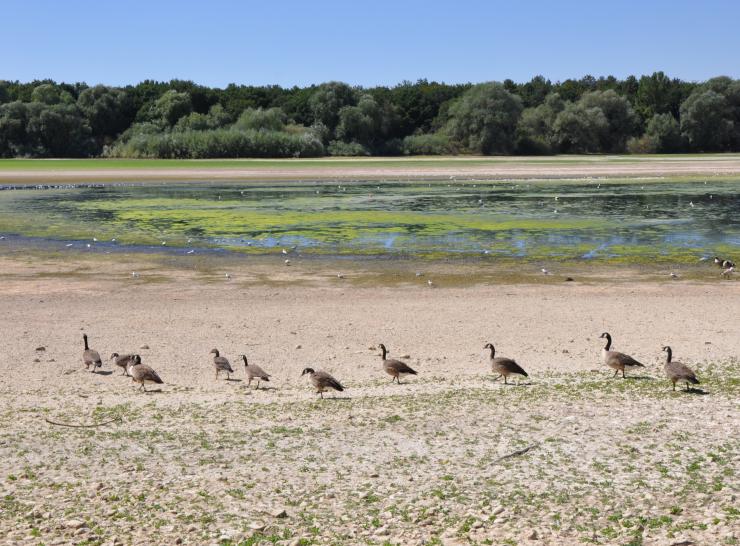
[[247, 378, 252, 388], [256, 380, 260, 389], [613, 370, 619, 378], [493, 374, 502, 382], [672, 382, 676, 391], [622, 369, 626, 379]]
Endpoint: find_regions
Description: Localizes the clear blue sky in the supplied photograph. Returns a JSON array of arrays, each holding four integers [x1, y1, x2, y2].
[[2, 0, 739, 88]]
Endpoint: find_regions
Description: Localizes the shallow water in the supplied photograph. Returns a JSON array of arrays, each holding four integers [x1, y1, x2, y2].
[[0, 179, 738, 262]]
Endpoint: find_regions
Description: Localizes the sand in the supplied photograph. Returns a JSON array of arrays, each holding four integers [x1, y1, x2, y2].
[[3, 155, 740, 183], [0, 255, 738, 545]]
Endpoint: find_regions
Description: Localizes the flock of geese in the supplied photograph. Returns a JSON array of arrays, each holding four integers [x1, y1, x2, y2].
[[81, 330, 702, 396]]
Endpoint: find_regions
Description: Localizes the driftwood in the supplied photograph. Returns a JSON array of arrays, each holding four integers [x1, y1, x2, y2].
[[44, 416, 122, 428], [495, 443, 539, 463]]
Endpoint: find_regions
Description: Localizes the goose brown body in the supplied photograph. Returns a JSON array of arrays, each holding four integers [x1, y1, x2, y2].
[[82, 334, 102, 373], [484, 343, 528, 384], [301, 367, 344, 398], [662, 346, 699, 391], [210, 349, 234, 379], [378, 344, 417, 384], [241, 355, 271, 388], [127, 356, 163, 392], [599, 333, 645, 378], [110, 353, 136, 376]]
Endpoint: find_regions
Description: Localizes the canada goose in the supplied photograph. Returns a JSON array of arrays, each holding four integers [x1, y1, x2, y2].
[[240, 354, 270, 388], [110, 353, 137, 376], [127, 355, 163, 392], [301, 368, 344, 398], [378, 344, 417, 384], [82, 334, 102, 373], [714, 256, 736, 269], [484, 343, 528, 384], [599, 332, 645, 378], [662, 346, 699, 391], [210, 349, 233, 380]]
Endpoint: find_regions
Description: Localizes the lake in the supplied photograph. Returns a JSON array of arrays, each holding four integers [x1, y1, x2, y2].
[[0, 178, 738, 262]]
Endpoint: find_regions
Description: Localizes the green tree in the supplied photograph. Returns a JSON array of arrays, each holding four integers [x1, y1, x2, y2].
[[77, 85, 133, 146], [644, 113, 683, 152], [553, 102, 608, 153], [233, 107, 286, 132], [146, 90, 192, 127], [308, 82, 357, 136], [444, 82, 523, 154], [515, 93, 564, 153], [635, 72, 680, 121], [30, 83, 73, 105], [579, 90, 638, 152], [680, 90, 732, 151], [174, 104, 231, 132]]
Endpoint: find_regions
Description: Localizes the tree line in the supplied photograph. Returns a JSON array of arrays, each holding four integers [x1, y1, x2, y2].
[[0, 73, 739, 158]]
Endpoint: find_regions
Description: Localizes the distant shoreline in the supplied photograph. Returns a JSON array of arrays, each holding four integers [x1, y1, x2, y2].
[[2, 154, 740, 184]]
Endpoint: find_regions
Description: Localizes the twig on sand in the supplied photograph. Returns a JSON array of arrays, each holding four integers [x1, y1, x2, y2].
[[495, 443, 539, 463], [44, 416, 122, 428]]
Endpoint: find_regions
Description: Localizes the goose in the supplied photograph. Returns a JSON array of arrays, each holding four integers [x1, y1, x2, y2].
[[210, 349, 233, 380], [82, 334, 102, 373], [378, 344, 417, 384], [484, 343, 528, 384], [714, 257, 736, 269], [599, 332, 645, 378], [127, 355, 163, 392], [240, 354, 271, 389], [301, 368, 344, 398], [662, 346, 699, 391], [110, 353, 137, 376]]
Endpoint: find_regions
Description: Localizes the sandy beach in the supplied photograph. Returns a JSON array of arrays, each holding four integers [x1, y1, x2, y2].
[[1, 254, 738, 545], [3, 155, 740, 183]]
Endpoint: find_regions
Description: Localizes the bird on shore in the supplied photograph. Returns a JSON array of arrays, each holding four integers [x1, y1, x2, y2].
[[82, 334, 102, 373], [714, 256, 736, 269], [127, 355, 163, 392], [599, 332, 645, 378], [110, 353, 137, 376], [662, 346, 699, 392], [484, 342, 528, 385], [210, 349, 234, 380], [301, 368, 344, 398], [378, 343, 417, 384], [722, 266, 735, 278], [240, 354, 271, 389]]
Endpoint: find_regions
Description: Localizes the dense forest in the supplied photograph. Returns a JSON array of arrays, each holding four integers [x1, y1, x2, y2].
[[1, 73, 739, 158]]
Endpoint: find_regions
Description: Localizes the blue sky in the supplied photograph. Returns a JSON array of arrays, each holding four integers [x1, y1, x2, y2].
[[2, 0, 739, 87]]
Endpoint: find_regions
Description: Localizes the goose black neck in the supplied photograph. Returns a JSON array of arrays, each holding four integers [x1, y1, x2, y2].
[[242, 355, 248, 365], [603, 335, 612, 351], [380, 345, 387, 360], [665, 347, 672, 363], [488, 344, 495, 358], [83, 334, 89, 350], [213, 349, 219, 357]]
